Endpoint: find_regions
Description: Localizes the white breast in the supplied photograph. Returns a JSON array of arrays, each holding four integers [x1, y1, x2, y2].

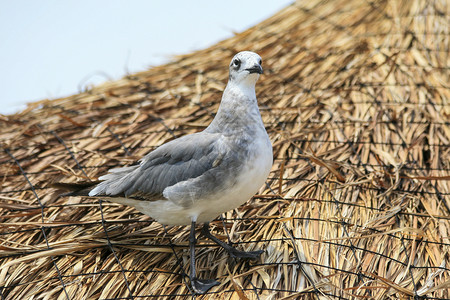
[[195, 132, 273, 223]]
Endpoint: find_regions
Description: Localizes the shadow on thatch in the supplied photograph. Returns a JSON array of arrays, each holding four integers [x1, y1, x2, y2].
[[1, 0, 449, 299]]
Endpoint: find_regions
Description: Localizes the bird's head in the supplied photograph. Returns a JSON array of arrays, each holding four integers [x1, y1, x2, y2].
[[228, 51, 263, 86]]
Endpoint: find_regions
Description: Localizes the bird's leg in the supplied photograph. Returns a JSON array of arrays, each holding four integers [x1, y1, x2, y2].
[[201, 222, 264, 259], [189, 220, 220, 294]]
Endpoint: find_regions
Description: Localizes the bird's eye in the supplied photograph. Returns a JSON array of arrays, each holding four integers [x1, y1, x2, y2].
[[233, 58, 241, 67], [259, 59, 262, 65]]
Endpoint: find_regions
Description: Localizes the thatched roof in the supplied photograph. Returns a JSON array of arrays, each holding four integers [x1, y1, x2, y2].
[[1, 0, 449, 299]]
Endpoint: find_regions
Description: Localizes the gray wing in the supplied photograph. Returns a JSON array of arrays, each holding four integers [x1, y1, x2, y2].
[[89, 132, 224, 201]]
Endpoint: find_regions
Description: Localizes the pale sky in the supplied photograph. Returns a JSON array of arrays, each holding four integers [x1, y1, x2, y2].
[[0, 0, 292, 114]]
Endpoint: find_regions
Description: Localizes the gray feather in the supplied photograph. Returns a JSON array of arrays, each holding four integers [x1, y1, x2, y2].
[[89, 131, 228, 203]]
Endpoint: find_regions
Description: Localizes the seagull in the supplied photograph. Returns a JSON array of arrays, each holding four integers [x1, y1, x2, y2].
[[56, 51, 273, 294]]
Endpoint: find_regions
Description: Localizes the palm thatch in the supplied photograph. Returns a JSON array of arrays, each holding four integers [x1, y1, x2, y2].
[[1, 0, 449, 299]]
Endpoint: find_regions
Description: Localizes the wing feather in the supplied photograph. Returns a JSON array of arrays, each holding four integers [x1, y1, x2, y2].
[[89, 132, 223, 201]]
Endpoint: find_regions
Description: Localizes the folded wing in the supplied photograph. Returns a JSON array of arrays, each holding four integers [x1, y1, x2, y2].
[[89, 132, 224, 201]]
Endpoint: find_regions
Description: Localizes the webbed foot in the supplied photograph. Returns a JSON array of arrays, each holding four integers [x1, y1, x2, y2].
[[191, 277, 220, 294], [228, 248, 264, 260]]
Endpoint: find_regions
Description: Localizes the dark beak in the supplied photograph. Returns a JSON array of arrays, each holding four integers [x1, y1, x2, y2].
[[246, 64, 263, 74]]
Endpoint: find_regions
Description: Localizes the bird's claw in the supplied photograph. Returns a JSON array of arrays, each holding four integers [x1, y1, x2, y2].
[[191, 277, 220, 294], [228, 249, 264, 260]]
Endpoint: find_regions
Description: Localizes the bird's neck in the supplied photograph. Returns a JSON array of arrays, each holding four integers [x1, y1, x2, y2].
[[206, 80, 263, 134], [225, 79, 257, 100]]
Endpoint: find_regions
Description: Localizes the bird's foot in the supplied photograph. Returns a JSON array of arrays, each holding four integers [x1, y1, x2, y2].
[[228, 248, 264, 260], [191, 277, 220, 294]]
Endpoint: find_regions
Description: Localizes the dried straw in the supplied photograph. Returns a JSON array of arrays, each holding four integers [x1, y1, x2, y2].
[[1, 0, 449, 299]]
